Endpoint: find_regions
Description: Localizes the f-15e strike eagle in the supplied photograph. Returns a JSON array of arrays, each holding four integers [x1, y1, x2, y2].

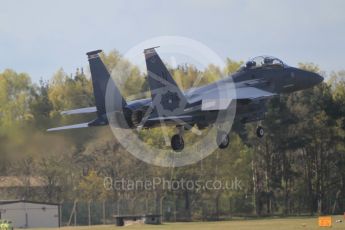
[[48, 48, 323, 151]]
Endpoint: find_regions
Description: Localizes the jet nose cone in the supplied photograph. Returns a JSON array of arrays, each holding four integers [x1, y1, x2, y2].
[[313, 73, 324, 85], [294, 68, 324, 90]]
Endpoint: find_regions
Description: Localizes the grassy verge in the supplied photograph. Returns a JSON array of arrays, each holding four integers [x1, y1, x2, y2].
[[30, 215, 344, 230]]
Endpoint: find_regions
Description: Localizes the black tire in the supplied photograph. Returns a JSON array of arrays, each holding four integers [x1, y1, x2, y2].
[[171, 134, 184, 151], [217, 131, 230, 149], [256, 126, 264, 138]]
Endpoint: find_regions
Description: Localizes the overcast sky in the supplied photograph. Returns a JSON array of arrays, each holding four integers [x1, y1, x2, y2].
[[1, 0, 345, 82]]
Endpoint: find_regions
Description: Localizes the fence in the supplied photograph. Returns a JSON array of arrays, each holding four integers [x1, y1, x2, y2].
[[59, 192, 255, 226]]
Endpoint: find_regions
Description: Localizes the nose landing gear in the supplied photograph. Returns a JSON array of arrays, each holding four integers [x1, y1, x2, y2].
[[217, 131, 230, 149]]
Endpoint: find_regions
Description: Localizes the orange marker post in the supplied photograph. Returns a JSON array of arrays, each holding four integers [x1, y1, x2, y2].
[[318, 216, 332, 227]]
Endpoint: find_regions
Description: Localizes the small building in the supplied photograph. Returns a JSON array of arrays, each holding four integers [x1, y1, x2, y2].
[[0, 200, 60, 228]]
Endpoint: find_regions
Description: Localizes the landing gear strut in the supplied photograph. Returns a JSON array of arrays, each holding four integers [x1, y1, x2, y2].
[[171, 134, 184, 151], [256, 126, 264, 138], [217, 131, 230, 149], [171, 126, 184, 152]]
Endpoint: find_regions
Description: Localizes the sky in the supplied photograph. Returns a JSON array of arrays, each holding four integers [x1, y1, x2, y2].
[[1, 0, 345, 82]]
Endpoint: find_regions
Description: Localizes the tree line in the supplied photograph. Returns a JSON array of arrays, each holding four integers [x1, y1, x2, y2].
[[0, 50, 344, 223]]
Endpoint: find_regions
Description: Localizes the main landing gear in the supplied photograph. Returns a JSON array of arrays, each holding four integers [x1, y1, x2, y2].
[[256, 126, 264, 138], [171, 125, 264, 151], [171, 134, 184, 151], [171, 126, 184, 152]]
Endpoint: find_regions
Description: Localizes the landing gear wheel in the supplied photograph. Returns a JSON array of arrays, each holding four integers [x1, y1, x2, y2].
[[217, 131, 230, 149], [256, 126, 264, 138], [171, 134, 184, 152]]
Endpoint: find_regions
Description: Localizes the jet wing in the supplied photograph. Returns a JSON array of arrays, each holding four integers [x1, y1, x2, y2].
[[61, 106, 97, 115], [147, 115, 193, 123], [235, 87, 276, 99], [142, 115, 194, 127], [200, 85, 276, 111]]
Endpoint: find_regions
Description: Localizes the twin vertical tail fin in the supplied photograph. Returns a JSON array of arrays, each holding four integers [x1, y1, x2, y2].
[[47, 50, 127, 131], [87, 50, 127, 116], [144, 47, 187, 113], [48, 47, 187, 132], [87, 50, 108, 117]]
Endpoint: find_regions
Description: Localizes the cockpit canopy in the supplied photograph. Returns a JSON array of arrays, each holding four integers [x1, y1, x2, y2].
[[244, 56, 286, 69]]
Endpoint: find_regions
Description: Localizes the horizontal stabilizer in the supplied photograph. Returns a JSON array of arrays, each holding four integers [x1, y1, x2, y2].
[[47, 116, 108, 131], [47, 123, 89, 132], [61, 107, 97, 115]]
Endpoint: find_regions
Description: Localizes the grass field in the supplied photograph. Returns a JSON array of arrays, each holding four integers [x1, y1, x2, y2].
[[31, 215, 344, 230]]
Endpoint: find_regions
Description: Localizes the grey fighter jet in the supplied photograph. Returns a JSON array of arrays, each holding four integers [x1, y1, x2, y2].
[[48, 48, 323, 151]]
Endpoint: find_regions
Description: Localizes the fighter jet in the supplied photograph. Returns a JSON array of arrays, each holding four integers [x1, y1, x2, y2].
[[48, 48, 323, 151]]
